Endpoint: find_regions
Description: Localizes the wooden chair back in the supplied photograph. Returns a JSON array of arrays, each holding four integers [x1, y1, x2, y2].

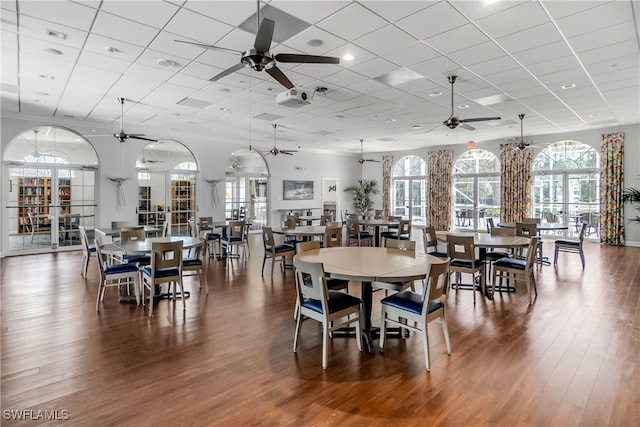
[[490, 226, 516, 236], [385, 238, 415, 251], [120, 228, 145, 242], [324, 226, 343, 247], [296, 240, 321, 253]]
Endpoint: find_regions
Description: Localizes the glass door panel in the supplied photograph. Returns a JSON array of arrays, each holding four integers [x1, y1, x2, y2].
[[138, 172, 167, 228], [392, 179, 409, 218], [568, 172, 600, 238], [478, 176, 500, 230], [410, 179, 427, 225], [453, 176, 474, 229], [170, 173, 195, 236]]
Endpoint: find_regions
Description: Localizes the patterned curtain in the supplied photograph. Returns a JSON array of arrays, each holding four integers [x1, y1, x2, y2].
[[600, 132, 624, 245], [428, 150, 453, 230], [500, 144, 532, 222], [382, 155, 393, 218]]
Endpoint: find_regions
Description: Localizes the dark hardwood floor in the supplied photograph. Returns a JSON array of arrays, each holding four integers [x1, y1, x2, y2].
[[1, 235, 639, 426]]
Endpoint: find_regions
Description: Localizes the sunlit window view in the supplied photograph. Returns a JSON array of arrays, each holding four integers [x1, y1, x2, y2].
[[392, 155, 427, 224], [532, 140, 600, 239], [452, 149, 501, 231]]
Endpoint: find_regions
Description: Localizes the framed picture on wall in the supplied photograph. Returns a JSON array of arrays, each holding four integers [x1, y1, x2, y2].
[[283, 180, 314, 200]]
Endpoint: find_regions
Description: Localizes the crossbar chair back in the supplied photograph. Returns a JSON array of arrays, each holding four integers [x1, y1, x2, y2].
[[446, 234, 485, 303], [554, 222, 587, 269], [262, 227, 296, 278], [142, 241, 184, 316]]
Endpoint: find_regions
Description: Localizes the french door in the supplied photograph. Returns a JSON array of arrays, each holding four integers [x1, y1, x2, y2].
[[6, 165, 96, 253], [452, 174, 500, 231], [137, 171, 196, 236], [392, 178, 427, 224]]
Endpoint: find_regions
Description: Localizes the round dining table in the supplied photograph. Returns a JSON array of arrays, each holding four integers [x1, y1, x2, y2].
[[358, 219, 400, 246], [272, 225, 326, 239], [295, 246, 447, 353]]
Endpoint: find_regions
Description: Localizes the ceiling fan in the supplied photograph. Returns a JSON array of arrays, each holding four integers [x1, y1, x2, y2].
[[174, 0, 339, 89], [441, 75, 501, 131], [264, 123, 297, 156], [358, 139, 380, 164], [113, 97, 157, 143]]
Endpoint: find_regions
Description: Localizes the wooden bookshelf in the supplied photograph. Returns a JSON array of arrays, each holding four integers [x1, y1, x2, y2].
[[171, 180, 194, 227]]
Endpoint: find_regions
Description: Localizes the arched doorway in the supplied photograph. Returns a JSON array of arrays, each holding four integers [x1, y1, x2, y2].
[[136, 140, 198, 236], [452, 149, 501, 231], [391, 155, 427, 225], [532, 140, 600, 239], [225, 148, 269, 229], [4, 126, 98, 254]]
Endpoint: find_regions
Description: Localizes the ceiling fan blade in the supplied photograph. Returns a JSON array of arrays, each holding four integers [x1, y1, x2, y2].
[[210, 63, 245, 82], [274, 53, 340, 64], [280, 150, 298, 155], [365, 159, 381, 163], [174, 39, 241, 54], [265, 66, 294, 89], [459, 117, 501, 123], [460, 123, 476, 131], [254, 18, 275, 52], [130, 135, 158, 142]]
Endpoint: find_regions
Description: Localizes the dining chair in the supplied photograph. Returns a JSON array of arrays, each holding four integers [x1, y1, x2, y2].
[[119, 228, 151, 268], [60, 214, 81, 244], [95, 238, 140, 311], [221, 220, 246, 263], [28, 211, 50, 243], [199, 217, 221, 258], [296, 240, 349, 292], [446, 234, 485, 303], [261, 227, 296, 278], [346, 218, 373, 247], [182, 239, 207, 294], [161, 221, 170, 237], [373, 239, 417, 296], [486, 226, 515, 275], [422, 226, 448, 259], [493, 236, 539, 304], [242, 221, 251, 256], [516, 222, 544, 263], [380, 259, 451, 371], [320, 214, 333, 226], [380, 219, 411, 246], [292, 257, 362, 369], [554, 222, 587, 269], [111, 221, 130, 229], [323, 226, 343, 248], [142, 241, 185, 316], [78, 225, 96, 278]]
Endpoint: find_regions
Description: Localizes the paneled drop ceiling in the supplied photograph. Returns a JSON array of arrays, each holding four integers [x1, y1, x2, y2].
[[1, 0, 638, 156]]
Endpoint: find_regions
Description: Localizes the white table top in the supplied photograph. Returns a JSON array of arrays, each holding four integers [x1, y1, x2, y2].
[[100, 236, 203, 255], [497, 222, 569, 230], [359, 219, 400, 226], [436, 231, 531, 249], [295, 246, 446, 283], [272, 226, 326, 236], [95, 225, 160, 237]]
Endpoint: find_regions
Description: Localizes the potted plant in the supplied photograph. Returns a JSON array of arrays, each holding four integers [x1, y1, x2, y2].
[[344, 179, 379, 218], [622, 187, 640, 224]]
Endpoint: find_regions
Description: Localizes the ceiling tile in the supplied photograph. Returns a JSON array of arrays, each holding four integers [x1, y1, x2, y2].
[[17, 15, 88, 49], [476, 1, 549, 39], [280, 26, 346, 56], [164, 8, 234, 45], [555, 1, 632, 38], [448, 0, 528, 21], [568, 21, 637, 53], [182, 0, 258, 26], [92, 11, 160, 47], [425, 23, 490, 55], [269, 1, 350, 25], [348, 57, 398, 79], [99, 0, 180, 29], [19, 0, 96, 31], [496, 22, 562, 55], [512, 40, 573, 66], [359, 0, 431, 22], [316, 2, 389, 41], [542, 0, 612, 20], [396, 2, 467, 40], [448, 41, 505, 66], [83, 33, 145, 62], [353, 25, 418, 56]]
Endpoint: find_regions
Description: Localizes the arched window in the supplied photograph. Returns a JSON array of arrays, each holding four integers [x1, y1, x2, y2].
[[225, 148, 269, 229], [452, 149, 500, 230], [136, 140, 198, 235], [4, 126, 98, 253], [391, 155, 427, 224], [532, 140, 600, 238]]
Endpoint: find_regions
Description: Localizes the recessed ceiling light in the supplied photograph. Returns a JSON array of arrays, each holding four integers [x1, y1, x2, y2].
[[44, 48, 63, 55], [66, 115, 76, 119], [412, 125, 422, 129], [335, 114, 344, 118], [35, 91, 49, 96], [45, 29, 67, 40], [428, 91, 442, 97], [34, 99, 46, 103], [457, 104, 469, 109], [105, 46, 119, 53], [387, 118, 397, 123], [39, 74, 55, 79], [589, 113, 600, 118], [342, 54, 354, 61], [219, 107, 230, 112], [561, 83, 576, 90], [307, 39, 323, 47], [157, 58, 179, 67]]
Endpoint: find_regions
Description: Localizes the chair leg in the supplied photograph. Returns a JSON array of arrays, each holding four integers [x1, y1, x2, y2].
[[554, 245, 559, 266], [441, 314, 451, 355], [322, 322, 329, 369], [579, 250, 585, 269], [422, 324, 431, 371], [379, 308, 387, 350]]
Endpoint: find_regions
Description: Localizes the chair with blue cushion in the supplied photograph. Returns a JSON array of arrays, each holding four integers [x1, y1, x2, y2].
[[422, 226, 448, 259], [183, 240, 207, 294], [346, 218, 373, 247], [79, 225, 96, 278], [292, 257, 362, 369], [380, 219, 411, 246], [221, 220, 246, 264], [95, 238, 140, 311], [373, 239, 417, 296], [262, 227, 296, 278], [119, 228, 151, 268], [380, 259, 451, 371], [493, 237, 539, 304], [447, 234, 485, 303], [296, 240, 348, 292], [554, 222, 587, 269], [142, 241, 184, 316]]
